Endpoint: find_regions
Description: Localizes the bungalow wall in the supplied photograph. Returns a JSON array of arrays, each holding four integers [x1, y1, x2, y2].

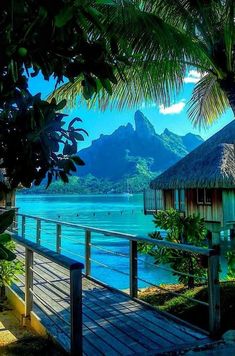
[[186, 189, 223, 223], [164, 190, 174, 209]]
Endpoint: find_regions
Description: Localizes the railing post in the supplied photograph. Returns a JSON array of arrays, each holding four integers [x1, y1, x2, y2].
[[22, 215, 26, 238], [70, 266, 83, 355], [13, 211, 18, 233], [25, 247, 33, 320], [130, 240, 138, 298], [85, 230, 91, 276], [208, 248, 220, 336], [56, 224, 62, 254], [36, 219, 41, 245]]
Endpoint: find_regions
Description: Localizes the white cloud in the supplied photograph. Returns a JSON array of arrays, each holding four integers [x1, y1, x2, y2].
[[184, 70, 204, 83], [159, 100, 186, 115]]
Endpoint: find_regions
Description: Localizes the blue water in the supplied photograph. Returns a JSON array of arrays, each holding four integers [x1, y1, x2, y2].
[[16, 193, 176, 289]]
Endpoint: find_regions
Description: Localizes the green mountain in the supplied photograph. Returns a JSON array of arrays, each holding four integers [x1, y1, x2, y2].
[[78, 110, 203, 180], [19, 111, 203, 194]]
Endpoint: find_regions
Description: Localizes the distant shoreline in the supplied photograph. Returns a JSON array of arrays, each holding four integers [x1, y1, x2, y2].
[[16, 191, 143, 196]]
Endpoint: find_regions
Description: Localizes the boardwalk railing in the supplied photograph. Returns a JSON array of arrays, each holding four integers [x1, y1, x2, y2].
[[10, 234, 84, 355], [10, 212, 221, 337]]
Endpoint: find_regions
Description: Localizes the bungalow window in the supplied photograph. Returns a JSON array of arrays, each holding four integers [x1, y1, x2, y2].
[[197, 189, 204, 204], [197, 189, 212, 205], [174, 189, 185, 211]]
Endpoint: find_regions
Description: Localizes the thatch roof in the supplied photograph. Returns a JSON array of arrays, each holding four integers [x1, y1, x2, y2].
[[150, 120, 235, 189]]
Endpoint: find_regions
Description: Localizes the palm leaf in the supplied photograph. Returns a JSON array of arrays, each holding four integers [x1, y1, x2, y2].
[[49, 0, 234, 127], [223, 0, 235, 72], [188, 73, 229, 128]]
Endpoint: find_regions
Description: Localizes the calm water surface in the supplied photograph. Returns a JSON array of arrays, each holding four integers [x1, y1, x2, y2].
[[16, 193, 175, 289], [16, 193, 230, 289]]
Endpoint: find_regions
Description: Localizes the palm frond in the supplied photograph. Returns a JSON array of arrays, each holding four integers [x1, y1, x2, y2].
[[188, 73, 229, 128], [50, 1, 213, 109], [223, 0, 235, 71], [49, 0, 234, 129]]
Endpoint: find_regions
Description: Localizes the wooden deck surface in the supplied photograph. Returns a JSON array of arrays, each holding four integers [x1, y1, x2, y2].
[[14, 245, 211, 355]]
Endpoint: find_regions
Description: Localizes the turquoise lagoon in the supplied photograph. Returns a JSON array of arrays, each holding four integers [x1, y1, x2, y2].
[[16, 193, 176, 289], [16, 193, 230, 289]]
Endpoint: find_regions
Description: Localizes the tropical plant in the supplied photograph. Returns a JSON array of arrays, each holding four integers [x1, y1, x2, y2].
[[0, 241, 24, 300], [138, 209, 208, 289], [54, 1, 235, 128], [0, 210, 16, 261], [226, 250, 235, 280], [0, 0, 130, 189], [0, 210, 23, 300]]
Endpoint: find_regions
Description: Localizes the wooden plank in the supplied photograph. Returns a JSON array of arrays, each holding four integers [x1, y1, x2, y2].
[[84, 302, 162, 351], [100, 287, 207, 340], [85, 278, 207, 341], [23, 246, 206, 344], [15, 244, 211, 356], [83, 286, 173, 348], [84, 290, 180, 348], [83, 307, 141, 352], [22, 265, 139, 355], [32, 272, 147, 353]]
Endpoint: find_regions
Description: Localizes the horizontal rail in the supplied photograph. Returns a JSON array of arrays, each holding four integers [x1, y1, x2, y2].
[[137, 277, 209, 307], [137, 258, 208, 281], [14, 211, 220, 336], [89, 258, 130, 276], [16, 213, 213, 256], [90, 243, 129, 257], [11, 234, 84, 271]]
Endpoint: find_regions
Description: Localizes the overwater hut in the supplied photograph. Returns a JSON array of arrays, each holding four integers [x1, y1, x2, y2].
[[144, 120, 235, 242]]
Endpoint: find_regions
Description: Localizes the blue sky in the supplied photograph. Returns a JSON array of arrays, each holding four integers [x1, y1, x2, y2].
[[29, 70, 233, 149]]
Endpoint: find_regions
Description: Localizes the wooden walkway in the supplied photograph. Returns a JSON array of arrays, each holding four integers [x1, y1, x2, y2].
[[14, 245, 211, 355]]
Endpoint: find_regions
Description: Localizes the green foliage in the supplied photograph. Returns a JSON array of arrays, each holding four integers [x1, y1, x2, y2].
[[0, 210, 16, 261], [0, 240, 23, 288], [226, 250, 235, 279], [138, 209, 208, 289], [0, 94, 87, 188], [0, 210, 23, 300], [55, 1, 235, 127], [18, 170, 156, 195], [0, 0, 130, 189]]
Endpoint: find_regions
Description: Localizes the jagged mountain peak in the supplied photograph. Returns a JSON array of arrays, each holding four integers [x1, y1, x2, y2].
[[78, 111, 204, 180], [134, 110, 156, 137]]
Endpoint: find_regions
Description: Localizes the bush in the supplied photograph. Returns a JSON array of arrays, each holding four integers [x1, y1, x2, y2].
[[138, 209, 207, 289]]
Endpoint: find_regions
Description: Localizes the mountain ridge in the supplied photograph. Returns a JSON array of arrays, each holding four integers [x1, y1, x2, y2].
[[19, 111, 204, 194], [78, 110, 204, 180]]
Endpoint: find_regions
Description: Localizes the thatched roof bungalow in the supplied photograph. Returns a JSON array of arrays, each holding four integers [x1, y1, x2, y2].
[[144, 120, 235, 232]]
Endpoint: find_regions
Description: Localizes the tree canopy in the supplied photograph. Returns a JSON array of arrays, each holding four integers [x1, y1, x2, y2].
[[0, 0, 129, 189], [0, 1, 234, 190], [54, 0, 235, 128]]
